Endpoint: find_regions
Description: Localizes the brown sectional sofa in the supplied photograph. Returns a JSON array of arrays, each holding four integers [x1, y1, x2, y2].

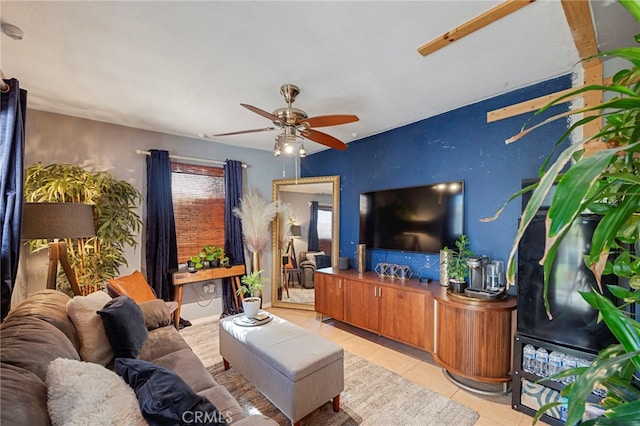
[[0, 289, 276, 425]]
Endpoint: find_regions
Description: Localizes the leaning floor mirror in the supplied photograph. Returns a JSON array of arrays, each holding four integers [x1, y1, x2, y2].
[[271, 176, 340, 311]]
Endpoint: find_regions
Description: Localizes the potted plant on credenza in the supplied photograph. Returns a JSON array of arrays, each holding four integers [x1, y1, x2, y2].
[[441, 235, 473, 293]]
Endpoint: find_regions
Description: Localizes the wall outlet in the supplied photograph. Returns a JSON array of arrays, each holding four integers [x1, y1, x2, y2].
[[202, 283, 216, 294]]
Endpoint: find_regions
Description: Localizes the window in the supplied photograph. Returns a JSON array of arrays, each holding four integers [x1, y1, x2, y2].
[[171, 162, 225, 263], [317, 205, 332, 253]]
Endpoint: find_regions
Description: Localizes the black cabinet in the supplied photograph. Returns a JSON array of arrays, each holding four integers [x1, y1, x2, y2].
[[512, 334, 603, 425], [517, 214, 619, 352]]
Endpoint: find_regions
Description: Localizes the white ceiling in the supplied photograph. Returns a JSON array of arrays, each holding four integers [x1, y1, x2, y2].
[[1, 1, 638, 155]]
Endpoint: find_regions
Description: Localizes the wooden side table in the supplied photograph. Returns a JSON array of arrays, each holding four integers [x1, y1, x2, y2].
[[171, 264, 246, 329], [433, 291, 517, 394]]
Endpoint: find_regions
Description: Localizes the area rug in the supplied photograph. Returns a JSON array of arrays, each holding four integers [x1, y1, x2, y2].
[[283, 287, 315, 304], [182, 319, 479, 426]]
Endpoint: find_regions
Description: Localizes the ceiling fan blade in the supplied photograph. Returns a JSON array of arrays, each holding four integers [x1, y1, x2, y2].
[[300, 128, 348, 151], [301, 114, 359, 128], [240, 103, 281, 122], [212, 127, 276, 137]]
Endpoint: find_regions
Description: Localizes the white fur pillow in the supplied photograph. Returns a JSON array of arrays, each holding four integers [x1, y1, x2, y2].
[[46, 358, 147, 426], [66, 290, 114, 365]]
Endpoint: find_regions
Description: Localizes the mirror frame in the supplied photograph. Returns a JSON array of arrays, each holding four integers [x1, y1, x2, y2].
[[271, 175, 340, 310]]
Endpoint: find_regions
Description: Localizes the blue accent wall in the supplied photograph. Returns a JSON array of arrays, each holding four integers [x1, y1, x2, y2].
[[302, 75, 572, 284]]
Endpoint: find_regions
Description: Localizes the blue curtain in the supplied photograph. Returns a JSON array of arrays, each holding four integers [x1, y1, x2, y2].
[[308, 201, 320, 252], [1, 79, 27, 320], [222, 160, 245, 317], [145, 150, 178, 302]]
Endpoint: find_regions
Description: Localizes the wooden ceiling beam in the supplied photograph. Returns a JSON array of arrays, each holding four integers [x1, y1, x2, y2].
[[417, 0, 536, 57], [486, 76, 612, 123], [488, 0, 604, 126], [561, 0, 599, 65]]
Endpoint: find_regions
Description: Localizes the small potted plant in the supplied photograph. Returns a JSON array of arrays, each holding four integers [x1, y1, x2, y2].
[[441, 235, 473, 293], [213, 246, 226, 267], [188, 253, 205, 270], [236, 270, 269, 317], [200, 245, 216, 267]]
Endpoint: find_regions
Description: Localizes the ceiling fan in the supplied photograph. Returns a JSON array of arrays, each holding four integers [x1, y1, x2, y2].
[[213, 84, 359, 156]]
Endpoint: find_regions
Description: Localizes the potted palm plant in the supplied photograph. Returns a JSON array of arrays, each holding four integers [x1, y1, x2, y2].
[[487, 2, 640, 422], [441, 235, 473, 293], [236, 269, 268, 317], [24, 163, 142, 294]]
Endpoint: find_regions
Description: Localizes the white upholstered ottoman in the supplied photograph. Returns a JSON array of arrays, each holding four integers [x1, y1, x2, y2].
[[219, 313, 344, 425]]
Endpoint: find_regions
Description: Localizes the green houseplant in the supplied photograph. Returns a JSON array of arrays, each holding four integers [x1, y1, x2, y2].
[[24, 163, 143, 294], [236, 269, 268, 317], [188, 245, 227, 270], [487, 2, 640, 423], [441, 234, 473, 293]]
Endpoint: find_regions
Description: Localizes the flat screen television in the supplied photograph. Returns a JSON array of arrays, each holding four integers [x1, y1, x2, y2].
[[359, 181, 464, 253]]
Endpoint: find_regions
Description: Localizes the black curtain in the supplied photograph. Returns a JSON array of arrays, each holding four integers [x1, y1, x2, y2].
[[145, 150, 178, 302], [1, 79, 27, 320], [308, 201, 320, 252], [222, 160, 245, 317]]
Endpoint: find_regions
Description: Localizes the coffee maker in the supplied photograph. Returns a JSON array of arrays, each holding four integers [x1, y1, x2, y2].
[[467, 256, 489, 291]]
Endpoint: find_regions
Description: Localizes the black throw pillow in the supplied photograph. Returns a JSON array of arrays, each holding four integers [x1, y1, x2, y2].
[[315, 254, 332, 269], [97, 295, 148, 358], [114, 358, 227, 426]]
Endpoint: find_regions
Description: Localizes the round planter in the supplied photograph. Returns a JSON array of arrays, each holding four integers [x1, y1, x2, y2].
[[242, 297, 261, 317], [449, 279, 467, 294]]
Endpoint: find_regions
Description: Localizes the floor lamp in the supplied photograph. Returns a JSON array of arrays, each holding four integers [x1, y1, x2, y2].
[[22, 202, 96, 296], [287, 225, 302, 267]]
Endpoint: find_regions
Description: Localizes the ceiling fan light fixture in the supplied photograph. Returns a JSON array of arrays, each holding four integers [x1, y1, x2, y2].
[[284, 143, 294, 154], [273, 139, 282, 157], [225, 84, 357, 159]]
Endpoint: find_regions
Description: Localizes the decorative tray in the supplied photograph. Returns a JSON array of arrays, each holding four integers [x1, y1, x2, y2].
[[446, 288, 507, 302], [233, 312, 273, 327]]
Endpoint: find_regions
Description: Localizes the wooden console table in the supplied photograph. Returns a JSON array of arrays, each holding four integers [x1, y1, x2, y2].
[[315, 268, 517, 393], [171, 264, 246, 329]]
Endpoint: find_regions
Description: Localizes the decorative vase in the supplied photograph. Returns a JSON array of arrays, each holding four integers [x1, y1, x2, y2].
[[251, 251, 260, 273], [250, 251, 263, 307], [440, 249, 450, 286], [242, 297, 261, 317]]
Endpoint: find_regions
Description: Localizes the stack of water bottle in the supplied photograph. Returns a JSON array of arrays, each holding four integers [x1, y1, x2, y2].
[[522, 344, 606, 397]]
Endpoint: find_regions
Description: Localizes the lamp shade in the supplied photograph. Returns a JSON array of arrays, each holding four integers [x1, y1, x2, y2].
[[22, 202, 96, 240], [290, 225, 302, 238]]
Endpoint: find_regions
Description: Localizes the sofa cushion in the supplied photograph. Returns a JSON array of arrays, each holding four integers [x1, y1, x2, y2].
[[0, 362, 51, 426], [138, 299, 172, 330], [98, 296, 148, 358], [151, 348, 217, 393], [46, 358, 146, 426], [115, 358, 227, 425], [66, 290, 114, 365], [3, 289, 80, 351], [304, 251, 324, 267], [198, 385, 245, 424], [0, 316, 80, 381], [138, 325, 191, 362]]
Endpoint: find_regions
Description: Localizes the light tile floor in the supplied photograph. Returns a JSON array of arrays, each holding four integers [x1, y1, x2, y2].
[[266, 307, 546, 426]]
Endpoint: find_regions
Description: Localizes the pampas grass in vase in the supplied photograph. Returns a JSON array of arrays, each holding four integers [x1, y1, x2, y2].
[[233, 188, 279, 272]]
